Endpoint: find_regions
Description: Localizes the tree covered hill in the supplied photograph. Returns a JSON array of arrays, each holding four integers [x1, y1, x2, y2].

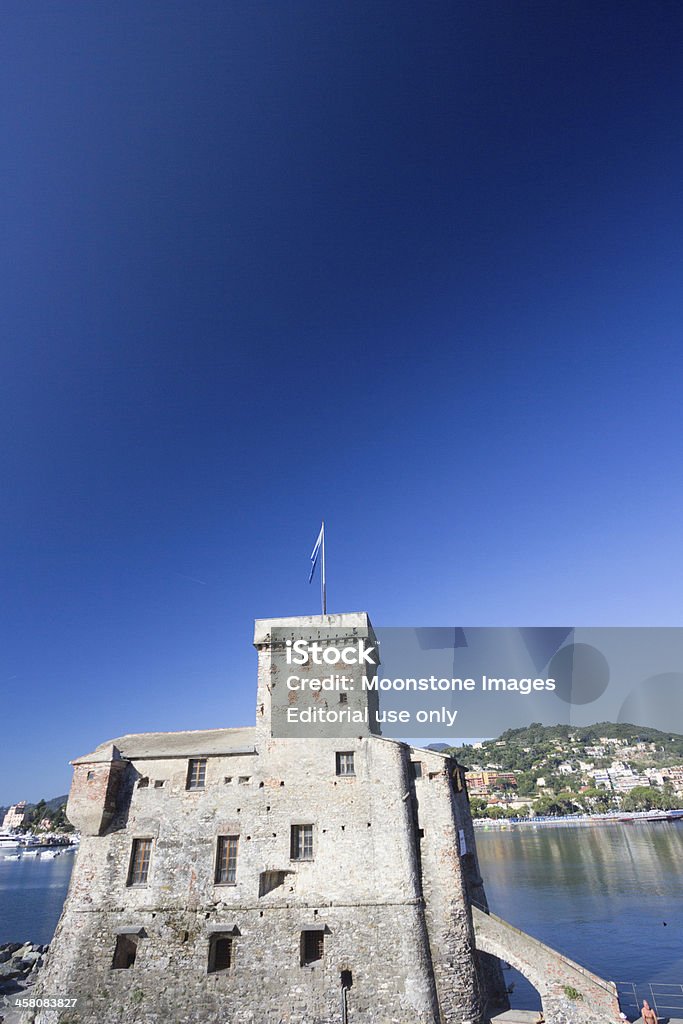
[[447, 722, 683, 773]]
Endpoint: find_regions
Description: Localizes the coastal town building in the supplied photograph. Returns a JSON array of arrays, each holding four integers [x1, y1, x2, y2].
[[2, 802, 28, 830], [466, 771, 518, 795], [32, 612, 621, 1024]]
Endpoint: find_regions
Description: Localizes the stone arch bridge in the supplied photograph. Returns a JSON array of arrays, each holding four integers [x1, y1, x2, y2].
[[472, 905, 621, 1024]]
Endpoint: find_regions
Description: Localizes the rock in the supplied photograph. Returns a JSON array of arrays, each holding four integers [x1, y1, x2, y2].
[[18, 952, 40, 965], [0, 964, 22, 979], [0, 952, 9, 964]]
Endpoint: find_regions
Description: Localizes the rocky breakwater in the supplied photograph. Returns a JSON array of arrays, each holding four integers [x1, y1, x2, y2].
[[0, 943, 47, 1009]]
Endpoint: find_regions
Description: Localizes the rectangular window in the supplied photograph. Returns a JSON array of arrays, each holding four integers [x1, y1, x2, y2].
[[410, 761, 423, 779], [290, 824, 313, 861], [208, 934, 233, 973], [301, 930, 324, 965], [112, 934, 138, 969], [186, 758, 207, 790], [127, 839, 152, 886], [336, 752, 355, 776], [215, 836, 239, 884]]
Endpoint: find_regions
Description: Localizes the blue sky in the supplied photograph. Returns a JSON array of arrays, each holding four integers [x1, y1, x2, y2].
[[2, 2, 683, 804]]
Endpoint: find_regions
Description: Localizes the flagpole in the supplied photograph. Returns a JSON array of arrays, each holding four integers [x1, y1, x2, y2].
[[321, 520, 327, 615]]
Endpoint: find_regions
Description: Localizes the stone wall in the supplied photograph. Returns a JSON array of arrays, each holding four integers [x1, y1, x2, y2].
[[30, 732, 487, 1024]]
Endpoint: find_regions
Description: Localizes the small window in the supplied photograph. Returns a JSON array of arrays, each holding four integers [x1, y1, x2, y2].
[[112, 934, 138, 969], [187, 758, 207, 790], [154, 780, 165, 789], [137, 777, 149, 789], [86, 770, 95, 781], [215, 836, 239, 884], [339, 692, 348, 704], [336, 752, 355, 776], [127, 839, 152, 886], [208, 934, 233, 973], [410, 761, 423, 779], [259, 870, 287, 896], [238, 776, 250, 784], [290, 824, 313, 861], [301, 929, 323, 965], [224, 776, 232, 784]]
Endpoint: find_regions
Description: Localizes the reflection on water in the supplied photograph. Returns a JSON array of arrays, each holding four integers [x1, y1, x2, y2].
[[0, 854, 75, 946], [476, 821, 683, 1003]]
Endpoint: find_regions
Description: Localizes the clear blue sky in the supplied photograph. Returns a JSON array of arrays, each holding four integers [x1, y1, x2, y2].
[[2, 2, 683, 804]]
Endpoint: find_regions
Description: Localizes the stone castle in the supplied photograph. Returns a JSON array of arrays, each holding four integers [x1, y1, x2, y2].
[[31, 613, 621, 1024]]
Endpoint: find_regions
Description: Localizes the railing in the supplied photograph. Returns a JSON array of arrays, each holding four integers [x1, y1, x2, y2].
[[617, 981, 683, 1020]]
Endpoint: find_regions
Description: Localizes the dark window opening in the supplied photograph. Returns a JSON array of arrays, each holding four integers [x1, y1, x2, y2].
[[215, 836, 239, 884], [186, 758, 207, 790], [339, 692, 348, 704], [112, 934, 138, 969], [301, 930, 324, 966], [290, 824, 313, 860], [86, 770, 95, 781], [259, 870, 287, 896], [341, 969, 353, 989], [137, 777, 149, 789], [154, 779, 165, 788], [336, 752, 355, 776], [127, 839, 152, 886], [208, 935, 233, 973], [410, 761, 423, 779]]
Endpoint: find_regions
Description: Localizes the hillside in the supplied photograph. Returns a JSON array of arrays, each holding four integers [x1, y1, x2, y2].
[[446, 722, 683, 816]]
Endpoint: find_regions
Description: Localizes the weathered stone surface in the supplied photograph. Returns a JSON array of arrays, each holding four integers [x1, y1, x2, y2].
[[26, 612, 617, 1024]]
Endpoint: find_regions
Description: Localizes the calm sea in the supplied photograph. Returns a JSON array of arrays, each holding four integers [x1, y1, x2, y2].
[[0, 853, 74, 946], [476, 820, 683, 1010], [0, 824, 681, 1009]]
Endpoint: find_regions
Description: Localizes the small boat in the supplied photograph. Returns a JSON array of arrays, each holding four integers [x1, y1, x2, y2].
[[2, 853, 21, 860], [39, 850, 61, 859], [23, 849, 40, 857]]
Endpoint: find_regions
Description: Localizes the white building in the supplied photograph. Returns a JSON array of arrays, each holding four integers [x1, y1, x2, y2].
[[3, 802, 28, 830]]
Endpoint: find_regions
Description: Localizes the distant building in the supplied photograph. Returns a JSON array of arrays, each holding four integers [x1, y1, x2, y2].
[[655, 765, 683, 793], [2, 802, 28, 830], [467, 771, 517, 795]]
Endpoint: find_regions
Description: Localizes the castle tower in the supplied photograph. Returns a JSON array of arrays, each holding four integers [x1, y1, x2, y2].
[[253, 612, 381, 742], [32, 612, 504, 1024]]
